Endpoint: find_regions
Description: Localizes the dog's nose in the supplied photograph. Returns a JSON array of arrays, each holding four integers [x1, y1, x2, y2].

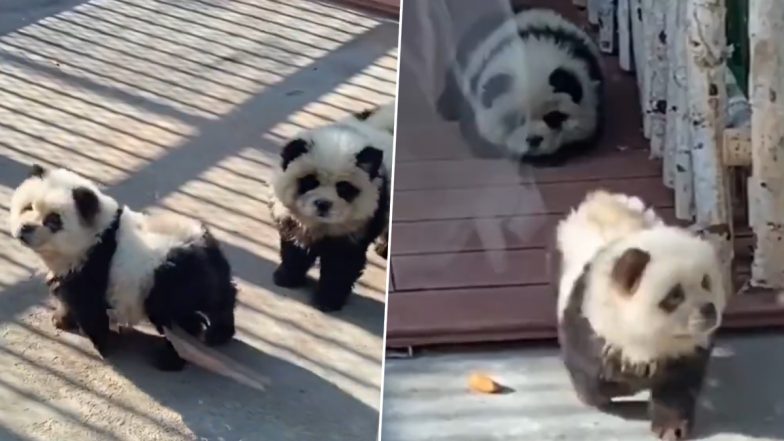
[[19, 224, 35, 243], [700, 303, 717, 322], [526, 135, 543, 148], [314, 199, 332, 216]]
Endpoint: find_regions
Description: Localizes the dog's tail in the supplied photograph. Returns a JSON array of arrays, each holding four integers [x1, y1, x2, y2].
[[163, 326, 270, 392]]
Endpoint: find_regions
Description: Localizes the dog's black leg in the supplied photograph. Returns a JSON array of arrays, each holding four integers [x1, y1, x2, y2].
[[314, 240, 367, 312], [70, 302, 111, 357], [273, 238, 317, 288], [204, 307, 235, 346]]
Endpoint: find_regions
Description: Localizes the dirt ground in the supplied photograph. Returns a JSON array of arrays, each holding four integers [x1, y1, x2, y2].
[[0, 0, 397, 439]]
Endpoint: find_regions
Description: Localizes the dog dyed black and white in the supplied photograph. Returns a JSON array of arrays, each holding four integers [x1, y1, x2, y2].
[[269, 103, 393, 311], [8, 166, 237, 371], [438, 8, 604, 165], [555, 191, 727, 440]]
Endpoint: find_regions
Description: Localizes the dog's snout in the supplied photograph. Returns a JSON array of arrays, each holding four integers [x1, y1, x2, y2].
[[18, 224, 36, 244], [314, 199, 332, 216], [526, 135, 543, 148]]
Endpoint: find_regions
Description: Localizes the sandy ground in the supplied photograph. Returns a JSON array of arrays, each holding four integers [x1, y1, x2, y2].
[[0, 0, 397, 439], [382, 335, 784, 441]]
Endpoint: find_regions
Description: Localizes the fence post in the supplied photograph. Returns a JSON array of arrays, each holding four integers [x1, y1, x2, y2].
[[686, 0, 734, 294], [749, 0, 784, 288]]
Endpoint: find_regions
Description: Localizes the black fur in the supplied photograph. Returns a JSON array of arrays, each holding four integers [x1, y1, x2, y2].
[[72, 187, 100, 224], [49, 210, 237, 371], [558, 262, 712, 440], [29, 164, 46, 178], [48, 209, 123, 357], [549, 67, 583, 104], [354, 108, 375, 120], [272, 176, 389, 312], [281, 138, 310, 170], [355, 146, 384, 180], [481, 73, 514, 108], [144, 230, 237, 370]]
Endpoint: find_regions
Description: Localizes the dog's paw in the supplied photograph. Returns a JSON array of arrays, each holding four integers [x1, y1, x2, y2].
[[273, 266, 307, 288], [52, 312, 78, 332], [652, 417, 691, 441], [154, 347, 187, 371]]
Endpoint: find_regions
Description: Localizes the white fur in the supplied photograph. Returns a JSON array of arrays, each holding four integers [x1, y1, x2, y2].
[[9, 169, 205, 326], [455, 8, 601, 157], [271, 103, 393, 239], [557, 191, 726, 364]]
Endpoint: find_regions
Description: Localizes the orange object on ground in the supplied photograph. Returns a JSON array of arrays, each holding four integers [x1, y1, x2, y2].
[[468, 372, 501, 394]]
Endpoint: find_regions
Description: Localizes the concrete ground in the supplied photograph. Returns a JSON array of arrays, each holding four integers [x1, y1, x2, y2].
[[382, 335, 784, 441], [0, 0, 396, 439]]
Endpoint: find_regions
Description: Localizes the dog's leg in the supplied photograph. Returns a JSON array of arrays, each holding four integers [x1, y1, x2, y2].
[[315, 240, 366, 312], [273, 238, 317, 288]]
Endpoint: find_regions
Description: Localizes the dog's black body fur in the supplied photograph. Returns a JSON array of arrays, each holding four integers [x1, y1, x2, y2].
[[49, 208, 237, 371], [558, 261, 711, 440], [272, 177, 389, 312]]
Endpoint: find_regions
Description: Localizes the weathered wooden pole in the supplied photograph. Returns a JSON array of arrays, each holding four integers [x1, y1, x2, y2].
[[686, 0, 734, 294], [749, 0, 784, 288]]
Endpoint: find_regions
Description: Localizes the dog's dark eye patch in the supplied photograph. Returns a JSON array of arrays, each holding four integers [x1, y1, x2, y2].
[[701, 274, 711, 291], [336, 181, 360, 202], [297, 174, 319, 195], [22, 203, 32, 212], [659, 284, 686, 313], [43, 212, 62, 233], [543, 111, 569, 129]]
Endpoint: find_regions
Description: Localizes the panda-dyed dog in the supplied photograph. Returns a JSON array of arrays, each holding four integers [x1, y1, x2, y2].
[[8, 165, 237, 371], [555, 190, 727, 440], [438, 8, 604, 166], [269, 103, 393, 311]]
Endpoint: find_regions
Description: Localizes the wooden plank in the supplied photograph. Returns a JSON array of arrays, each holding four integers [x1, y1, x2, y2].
[[391, 208, 680, 256], [393, 249, 549, 291], [385, 285, 784, 348], [631, 0, 648, 135], [393, 177, 673, 222], [393, 150, 660, 191], [643, 0, 669, 158], [386, 285, 555, 348]]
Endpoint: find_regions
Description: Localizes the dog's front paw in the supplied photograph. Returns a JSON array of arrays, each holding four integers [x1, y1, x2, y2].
[[154, 345, 186, 371], [52, 311, 79, 332], [651, 416, 691, 441], [312, 290, 349, 312], [273, 266, 307, 288]]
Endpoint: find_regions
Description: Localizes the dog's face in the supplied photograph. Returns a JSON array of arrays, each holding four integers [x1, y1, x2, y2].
[[608, 234, 726, 345], [9, 165, 109, 268], [272, 126, 383, 228]]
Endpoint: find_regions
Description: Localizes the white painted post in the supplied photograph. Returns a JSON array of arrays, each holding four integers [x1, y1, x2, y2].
[[749, 0, 784, 288], [618, 0, 634, 71], [670, 0, 695, 219], [643, 0, 669, 158], [686, 0, 733, 294], [588, 0, 601, 25], [598, 0, 616, 54], [631, 0, 650, 137]]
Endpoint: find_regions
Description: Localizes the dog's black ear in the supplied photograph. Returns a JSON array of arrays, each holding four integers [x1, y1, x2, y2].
[[611, 247, 650, 295], [29, 164, 47, 178], [356, 146, 384, 179], [72, 187, 100, 224], [549, 67, 583, 104], [281, 138, 309, 170]]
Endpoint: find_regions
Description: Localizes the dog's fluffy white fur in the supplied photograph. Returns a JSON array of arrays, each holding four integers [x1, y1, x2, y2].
[[557, 190, 727, 364], [439, 8, 603, 161], [270, 103, 393, 239]]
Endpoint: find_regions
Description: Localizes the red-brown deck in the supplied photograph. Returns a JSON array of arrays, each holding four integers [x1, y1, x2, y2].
[[386, 0, 784, 348]]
